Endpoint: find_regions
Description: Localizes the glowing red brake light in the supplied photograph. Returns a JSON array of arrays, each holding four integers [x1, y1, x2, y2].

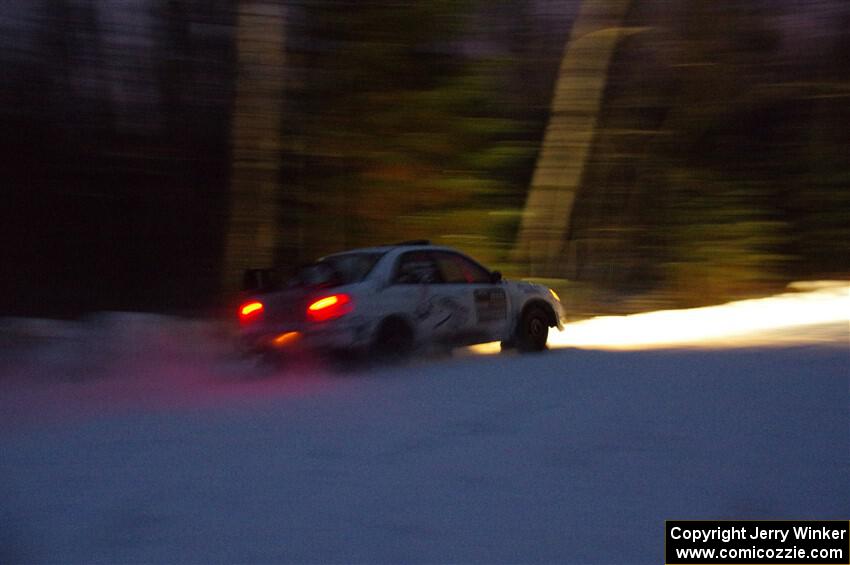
[[239, 301, 264, 322], [307, 294, 352, 322]]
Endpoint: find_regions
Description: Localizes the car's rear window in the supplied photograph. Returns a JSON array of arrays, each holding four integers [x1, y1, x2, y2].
[[289, 252, 384, 288]]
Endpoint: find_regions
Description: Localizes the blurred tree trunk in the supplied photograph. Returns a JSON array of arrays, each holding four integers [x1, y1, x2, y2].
[[222, 1, 286, 293], [512, 0, 634, 278]]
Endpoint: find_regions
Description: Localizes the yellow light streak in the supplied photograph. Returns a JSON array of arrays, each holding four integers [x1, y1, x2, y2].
[[469, 281, 849, 353], [309, 296, 340, 311], [272, 331, 301, 347]]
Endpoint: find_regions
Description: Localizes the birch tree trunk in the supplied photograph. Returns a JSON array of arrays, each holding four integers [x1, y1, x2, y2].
[[222, 1, 286, 293], [512, 0, 634, 277]]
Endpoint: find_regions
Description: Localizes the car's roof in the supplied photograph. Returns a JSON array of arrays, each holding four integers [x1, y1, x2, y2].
[[320, 243, 497, 280], [325, 243, 459, 257]]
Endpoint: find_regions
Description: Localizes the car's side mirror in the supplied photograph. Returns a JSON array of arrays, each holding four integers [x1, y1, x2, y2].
[[490, 270, 502, 283]]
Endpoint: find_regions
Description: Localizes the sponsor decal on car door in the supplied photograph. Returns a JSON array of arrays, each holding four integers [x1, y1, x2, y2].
[[474, 287, 507, 323]]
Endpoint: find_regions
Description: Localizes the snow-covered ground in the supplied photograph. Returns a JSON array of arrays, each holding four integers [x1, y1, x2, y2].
[[0, 285, 848, 564]]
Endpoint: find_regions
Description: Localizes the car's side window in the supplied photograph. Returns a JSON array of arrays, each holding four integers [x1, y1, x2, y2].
[[392, 251, 442, 284], [433, 252, 491, 284]]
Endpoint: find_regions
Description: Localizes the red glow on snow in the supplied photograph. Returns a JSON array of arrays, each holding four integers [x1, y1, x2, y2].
[[272, 331, 301, 347]]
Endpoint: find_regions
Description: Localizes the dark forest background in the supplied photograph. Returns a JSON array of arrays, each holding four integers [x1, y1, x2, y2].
[[1, 0, 847, 319]]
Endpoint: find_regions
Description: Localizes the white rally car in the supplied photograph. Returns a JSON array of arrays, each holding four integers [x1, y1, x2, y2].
[[237, 241, 565, 358]]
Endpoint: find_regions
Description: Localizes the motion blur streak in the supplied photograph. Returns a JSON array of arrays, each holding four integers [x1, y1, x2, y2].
[[308, 295, 345, 311], [471, 281, 849, 353], [240, 301, 264, 317], [272, 331, 301, 347]]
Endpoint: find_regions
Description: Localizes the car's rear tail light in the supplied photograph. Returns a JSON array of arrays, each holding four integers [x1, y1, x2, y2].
[[239, 300, 264, 323], [307, 293, 352, 322]]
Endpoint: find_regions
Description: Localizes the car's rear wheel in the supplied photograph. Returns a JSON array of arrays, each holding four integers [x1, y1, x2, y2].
[[517, 306, 549, 352], [372, 317, 414, 361]]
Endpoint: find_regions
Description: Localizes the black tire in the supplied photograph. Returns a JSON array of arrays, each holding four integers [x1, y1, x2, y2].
[[372, 317, 414, 361], [517, 306, 549, 353]]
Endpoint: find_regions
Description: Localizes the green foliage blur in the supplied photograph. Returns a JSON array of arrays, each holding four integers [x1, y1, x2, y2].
[[280, 0, 850, 310], [279, 1, 538, 270], [1, 0, 847, 316], [559, 0, 850, 310]]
